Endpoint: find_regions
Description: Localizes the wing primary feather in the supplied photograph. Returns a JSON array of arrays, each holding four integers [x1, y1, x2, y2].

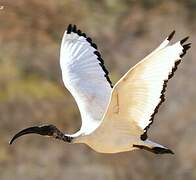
[[67, 24, 72, 34], [180, 36, 189, 44], [97, 57, 104, 64], [77, 29, 82, 35], [183, 43, 191, 49], [61, 25, 114, 134], [100, 64, 109, 75], [140, 39, 191, 141], [91, 43, 98, 49], [167, 30, 175, 41], [65, 24, 113, 88], [86, 37, 92, 43], [81, 32, 87, 37], [72, 24, 77, 33], [94, 51, 101, 57], [181, 43, 191, 56]]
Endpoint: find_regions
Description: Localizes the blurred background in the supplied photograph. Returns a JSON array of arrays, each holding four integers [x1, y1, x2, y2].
[[0, 0, 196, 179]]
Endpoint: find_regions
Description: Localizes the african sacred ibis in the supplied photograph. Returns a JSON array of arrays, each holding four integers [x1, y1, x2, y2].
[[10, 24, 191, 154]]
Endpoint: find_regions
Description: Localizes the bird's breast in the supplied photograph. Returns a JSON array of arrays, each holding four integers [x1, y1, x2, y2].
[[79, 125, 138, 153]]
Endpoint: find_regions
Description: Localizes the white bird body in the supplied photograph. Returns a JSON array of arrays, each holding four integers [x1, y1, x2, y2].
[[10, 25, 191, 154], [70, 33, 184, 153]]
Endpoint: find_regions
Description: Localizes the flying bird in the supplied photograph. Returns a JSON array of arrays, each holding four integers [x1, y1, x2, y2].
[[10, 24, 191, 154]]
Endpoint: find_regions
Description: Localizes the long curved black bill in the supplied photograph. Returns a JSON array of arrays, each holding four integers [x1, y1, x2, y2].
[[9, 125, 73, 145]]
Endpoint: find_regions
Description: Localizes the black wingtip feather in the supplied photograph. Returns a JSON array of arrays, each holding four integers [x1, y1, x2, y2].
[[180, 42, 191, 58], [94, 51, 101, 57], [97, 57, 104, 64], [140, 133, 147, 141], [167, 30, 175, 41], [152, 147, 174, 154], [140, 36, 191, 141], [151, 147, 174, 154], [72, 24, 77, 33], [77, 29, 82, 36], [86, 37, 92, 43], [81, 33, 86, 37], [180, 36, 189, 44], [66, 24, 113, 88], [67, 24, 72, 34], [91, 43, 97, 49], [183, 43, 191, 50], [133, 145, 174, 154]]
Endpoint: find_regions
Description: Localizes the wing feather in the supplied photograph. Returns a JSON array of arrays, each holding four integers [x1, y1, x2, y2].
[[60, 24, 112, 134], [96, 34, 190, 140]]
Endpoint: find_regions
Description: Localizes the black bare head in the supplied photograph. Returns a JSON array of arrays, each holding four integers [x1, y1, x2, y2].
[[9, 124, 73, 145]]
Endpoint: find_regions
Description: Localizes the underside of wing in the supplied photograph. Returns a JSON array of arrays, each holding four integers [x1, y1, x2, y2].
[[100, 32, 190, 140], [60, 24, 113, 134]]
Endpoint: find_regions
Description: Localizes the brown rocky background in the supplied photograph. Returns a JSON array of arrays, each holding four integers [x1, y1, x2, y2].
[[0, 0, 195, 180]]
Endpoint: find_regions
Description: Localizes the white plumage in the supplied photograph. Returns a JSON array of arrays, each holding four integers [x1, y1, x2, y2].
[[10, 25, 191, 154], [60, 26, 112, 135]]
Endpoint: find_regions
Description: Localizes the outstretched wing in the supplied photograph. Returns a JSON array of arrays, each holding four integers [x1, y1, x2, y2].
[[97, 32, 190, 140], [60, 24, 112, 134]]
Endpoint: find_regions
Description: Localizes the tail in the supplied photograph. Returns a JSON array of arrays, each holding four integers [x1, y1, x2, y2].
[[133, 139, 174, 154]]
